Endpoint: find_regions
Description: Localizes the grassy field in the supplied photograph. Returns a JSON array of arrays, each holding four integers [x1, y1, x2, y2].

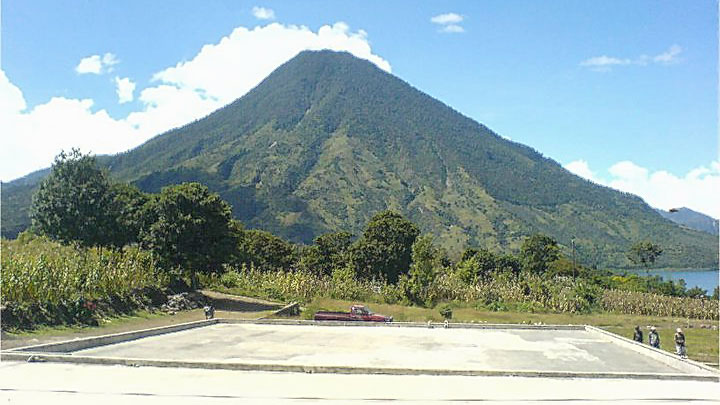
[[303, 297, 720, 365]]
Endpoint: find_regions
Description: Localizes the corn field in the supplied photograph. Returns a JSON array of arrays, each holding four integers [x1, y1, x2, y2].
[[601, 289, 718, 320], [1, 236, 167, 307], [216, 264, 717, 319]]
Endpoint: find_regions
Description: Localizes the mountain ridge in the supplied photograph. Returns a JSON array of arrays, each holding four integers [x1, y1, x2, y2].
[[2, 50, 717, 268], [657, 207, 719, 236]]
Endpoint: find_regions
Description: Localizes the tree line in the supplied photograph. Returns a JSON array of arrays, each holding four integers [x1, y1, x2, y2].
[[28, 150, 716, 300]]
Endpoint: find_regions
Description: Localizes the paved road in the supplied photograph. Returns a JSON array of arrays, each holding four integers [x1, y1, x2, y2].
[[1, 361, 718, 404]]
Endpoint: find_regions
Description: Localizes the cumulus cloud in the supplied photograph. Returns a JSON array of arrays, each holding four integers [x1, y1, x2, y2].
[[564, 160, 598, 182], [431, 13, 463, 25], [581, 45, 684, 71], [114, 77, 136, 103], [0, 74, 143, 181], [565, 159, 720, 218], [252, 6, 275, 20], [431, 12, 465, 33], [151, 22, 390, 106], [1, 22, 390, 181], [75, 53, 119, 74]]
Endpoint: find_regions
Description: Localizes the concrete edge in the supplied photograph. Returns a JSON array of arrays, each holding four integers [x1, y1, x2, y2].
[[1, 318, 582, 356], [2, 352, 718, 382], [5, 318, 219, 353], [258, 302, 300, 319], [219, 318, 587, 330], [584, 325, 720, 376]]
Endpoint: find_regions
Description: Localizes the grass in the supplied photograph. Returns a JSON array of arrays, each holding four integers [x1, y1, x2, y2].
[[1, 307, 276, 350], [303, 297, 719, 365]]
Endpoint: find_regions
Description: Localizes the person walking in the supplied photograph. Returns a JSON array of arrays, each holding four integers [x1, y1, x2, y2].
[[674, 328, 687, 358], [632, 325, 643, 343], [648, 326, 660, 348]]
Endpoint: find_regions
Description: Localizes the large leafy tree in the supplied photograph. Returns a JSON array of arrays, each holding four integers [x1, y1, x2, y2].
[[298, 231, 353, 275], [30, 149, 115, 247], [520, 233, 560, 275], [237, 229, 298, 271], [107, 182, 149, 248], [141, 182, 237, 279], [457, 248, 500, 282], [353, 210, 420, 283]]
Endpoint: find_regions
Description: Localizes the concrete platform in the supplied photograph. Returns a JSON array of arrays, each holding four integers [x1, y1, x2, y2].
[[2, 320, 718, 403], [69, 323, 685, 374], [3, 320, 717, 380]]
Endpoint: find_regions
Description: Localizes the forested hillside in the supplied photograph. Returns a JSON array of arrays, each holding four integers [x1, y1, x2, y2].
[[2, 50, 717, 268]]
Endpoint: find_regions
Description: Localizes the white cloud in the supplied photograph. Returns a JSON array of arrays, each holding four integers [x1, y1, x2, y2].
[[653, 44, 682, 64], [0, 70, 26, 116], [431, 13, 463, 25], [564, 160, 599, 182], [114, 77, 136, 104], [431, 12, 465, 33], [75, 53, 119, 75], [151, 22, 390, 106], [581, 45, 684, 71], [580, 55, 632, 68], [565, 159, 720, 218], [0, 90, 144, 181], [1, 22, 390, 181], [440, 25, 465, 33], [252, 6, 275, 20]]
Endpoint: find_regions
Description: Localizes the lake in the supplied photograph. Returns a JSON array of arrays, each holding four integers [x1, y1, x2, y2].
[[620, 269, 719, 294]]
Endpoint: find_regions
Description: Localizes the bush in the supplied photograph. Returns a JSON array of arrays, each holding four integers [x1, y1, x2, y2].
[[438, 304, 453, 320]]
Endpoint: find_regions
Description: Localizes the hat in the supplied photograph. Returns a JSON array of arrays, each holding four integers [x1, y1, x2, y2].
[[676, 328, 682, 332], [650, 326, 656, 331]]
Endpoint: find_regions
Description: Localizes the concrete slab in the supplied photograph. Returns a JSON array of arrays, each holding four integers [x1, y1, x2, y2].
[[0, 361, 718, 404], [68, 323, 698, 376]]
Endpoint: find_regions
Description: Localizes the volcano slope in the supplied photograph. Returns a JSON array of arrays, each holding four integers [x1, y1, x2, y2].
[[2, 50, 716, 268]]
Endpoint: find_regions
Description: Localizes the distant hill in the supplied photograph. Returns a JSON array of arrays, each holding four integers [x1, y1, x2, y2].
[[657, 207, 719, 236], [2, 50, 717, 269]]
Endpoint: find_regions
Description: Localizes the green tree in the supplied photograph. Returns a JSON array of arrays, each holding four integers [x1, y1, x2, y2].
[[496, 254, 522, 276], [406, 235, 441, 304], [237, 229, 298, 271], [627, 240, 663, 287], [685, 286, 707, 299], [353, 210, 420, 283], [627, 240, 663, 270], [30, 149, 114, 247], [521, 233, 560, 275], [107, 183, 149, 248], [141, 182, 237, 284], [298, 231, 353, 275]]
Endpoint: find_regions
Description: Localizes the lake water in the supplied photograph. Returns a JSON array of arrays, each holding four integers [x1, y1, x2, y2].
[[621, 269, 719, 294]]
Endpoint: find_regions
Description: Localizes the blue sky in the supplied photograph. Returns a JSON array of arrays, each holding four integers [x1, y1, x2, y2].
[[1, 1, 718, 217]]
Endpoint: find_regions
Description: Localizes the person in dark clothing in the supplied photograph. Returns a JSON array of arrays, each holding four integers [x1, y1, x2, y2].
[[203, 304, 215, 319], [648, 326, 660, 348], [633, 325, 643, 343], [674, 328, 687, 358]]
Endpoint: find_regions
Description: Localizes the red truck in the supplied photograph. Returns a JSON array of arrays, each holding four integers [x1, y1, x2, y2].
[[314, 305, 393, 322]]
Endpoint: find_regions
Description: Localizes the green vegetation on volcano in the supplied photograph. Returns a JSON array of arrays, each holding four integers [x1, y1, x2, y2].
[[2, 50, 716, 268]]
